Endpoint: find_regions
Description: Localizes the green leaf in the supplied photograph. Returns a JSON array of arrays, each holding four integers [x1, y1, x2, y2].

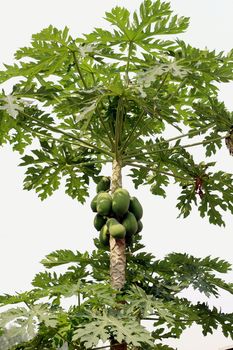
[[133, 0, 189, 40], [105, 7, 134, 40], [126, 286, 175, 324], [0, 304, 58, 344], [0, 330, 28, 350], [23, 164, 62, 200], [155, 253, 233, 297], [41, 249, 90, 268], [64, 171, 89, 203], [73, 312, 154, 347]]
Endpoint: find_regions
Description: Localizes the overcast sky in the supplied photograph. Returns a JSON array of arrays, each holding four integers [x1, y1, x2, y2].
[[0, 1, 233, 349]]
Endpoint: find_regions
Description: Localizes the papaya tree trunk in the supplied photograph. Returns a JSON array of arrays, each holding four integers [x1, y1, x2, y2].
[[110, 158, 126, 290], [110, 159, 127, 350]]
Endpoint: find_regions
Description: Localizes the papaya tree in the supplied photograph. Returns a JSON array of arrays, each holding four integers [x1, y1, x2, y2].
[[1, 0, 233, 349]]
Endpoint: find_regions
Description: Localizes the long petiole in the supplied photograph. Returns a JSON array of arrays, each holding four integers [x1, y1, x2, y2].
[[124, 134, 226, 160], [125, 161, 192, 182], [125, 41, 133, 86], [157, 123, 215, 145], [21, 110, 112, 157], [21, 124, 89, 150], [72, 51, 88, 89], [120, 110, 144, 154], [114, 97, 124, 158], [154, 71, 169, 98], [96, 105, 115, 149]]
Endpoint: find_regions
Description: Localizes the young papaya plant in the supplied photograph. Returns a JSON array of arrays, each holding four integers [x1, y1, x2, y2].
[[1, 0, 233, 349]]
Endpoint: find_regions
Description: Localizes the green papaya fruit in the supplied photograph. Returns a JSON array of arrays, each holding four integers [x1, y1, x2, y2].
[[109, 222, 126, 239], [122, 211, 138, 235], [97, 192, 112, 216], [94, 214, 107, 231], [99, 224, 109, 246], [112, 188, 130, 217], [90, 194, 99, 212], [136, 220, 143, 233], [129, 197, 143, 220], [106, 218, 119, 228], [96, 177, 111, 193]]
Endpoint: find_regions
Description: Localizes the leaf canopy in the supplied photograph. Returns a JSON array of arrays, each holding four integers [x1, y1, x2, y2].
[[1, 1, 233, 225]]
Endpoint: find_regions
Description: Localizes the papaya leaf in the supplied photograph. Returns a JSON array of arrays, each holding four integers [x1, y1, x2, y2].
[[41, 249, 90, 268], [73, 312, 154, 347], [0, 304, 58, 344]]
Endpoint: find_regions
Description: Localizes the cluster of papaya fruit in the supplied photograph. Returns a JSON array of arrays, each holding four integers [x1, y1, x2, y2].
[[91, 177, 143, 248]]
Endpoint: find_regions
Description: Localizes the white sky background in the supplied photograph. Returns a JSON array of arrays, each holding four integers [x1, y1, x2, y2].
[[0, 1, 233, 349]]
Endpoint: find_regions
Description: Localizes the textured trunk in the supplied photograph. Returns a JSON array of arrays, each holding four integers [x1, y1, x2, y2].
[[110, 158, 126, 290], [110, 159, 127, 350]]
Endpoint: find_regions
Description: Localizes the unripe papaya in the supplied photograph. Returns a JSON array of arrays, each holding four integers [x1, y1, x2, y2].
[[112, 188, 130, 217], [90, 194, 99, 212], [106, 218, 119, 228], [99, 224, 109, 246], [136, 220, 143, 233], [122, 211, 138, 235], [109, 222, 126, 239], [129, 197, 143, 220], [97, 192, 112, 216], [94, 214, 107, 231], [96, 177, 110, 193]]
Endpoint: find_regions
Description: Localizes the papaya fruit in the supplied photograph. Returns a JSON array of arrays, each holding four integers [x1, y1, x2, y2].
[[129, 196, 143, 220], [112, 188, 130, 217], [106, 218, 119, 228], [136, 220, 143, 233], [99, 224, 109, 246], [109, 222, 126, 239], [94, 214, 107, 231], [96, 176, 110, 193], [90, 194, 99, 212], [122, 211, 138, 235], [97, 192, 112, 216]]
